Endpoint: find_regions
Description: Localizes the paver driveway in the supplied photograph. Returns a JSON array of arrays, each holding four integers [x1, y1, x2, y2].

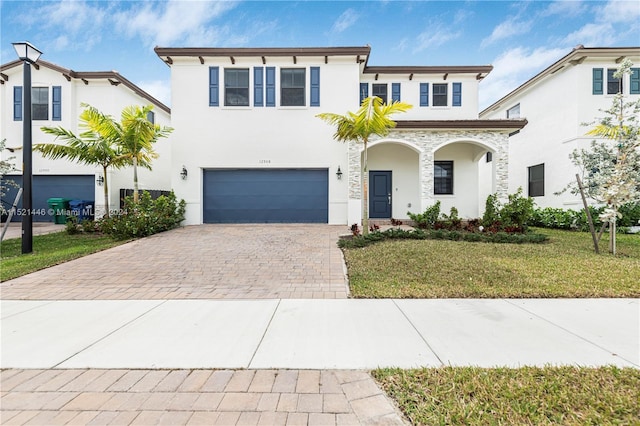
[[1, 225, 349, 300]]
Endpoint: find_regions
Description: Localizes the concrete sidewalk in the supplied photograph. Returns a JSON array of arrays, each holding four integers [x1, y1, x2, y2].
[[3, 298, 638, 369]]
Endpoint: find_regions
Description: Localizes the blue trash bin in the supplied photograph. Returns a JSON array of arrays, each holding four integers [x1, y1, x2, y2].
[[69, 200, 94, 222]]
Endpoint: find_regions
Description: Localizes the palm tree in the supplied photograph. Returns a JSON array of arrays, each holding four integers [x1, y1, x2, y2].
[[317, 96, 411, 234], [36, 105, 126, 217], [93, 105, 173, 203]]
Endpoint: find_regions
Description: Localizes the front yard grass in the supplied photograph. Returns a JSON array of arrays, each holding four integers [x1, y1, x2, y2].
[[343, 228, 640, 298], [373, 366, 640, 425], [1, 231, 125, 281]]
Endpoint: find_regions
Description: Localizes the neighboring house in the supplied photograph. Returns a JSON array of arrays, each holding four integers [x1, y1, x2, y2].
[[0, 59, 171, 221], [480, 46, 640, 210], [155, 46, 526, 225]]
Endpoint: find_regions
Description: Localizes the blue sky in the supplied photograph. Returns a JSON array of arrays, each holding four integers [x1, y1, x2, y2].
[[1, 0, 639, 109]]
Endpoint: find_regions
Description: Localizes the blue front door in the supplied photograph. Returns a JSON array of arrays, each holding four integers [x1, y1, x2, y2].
[[369, 171, 392, 218]]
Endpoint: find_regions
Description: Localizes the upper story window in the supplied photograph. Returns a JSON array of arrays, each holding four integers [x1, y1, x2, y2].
[[146, 110, 155, 124], [32, 87, 49, 120], [507, 103, 520, 118], [280, 68, 305, 106], [372, 84, 387, 103], [434, 161, 453, 195], [225, 68, 250, 106], [433, 84, 447, 106], [607, 68, 622, 95]]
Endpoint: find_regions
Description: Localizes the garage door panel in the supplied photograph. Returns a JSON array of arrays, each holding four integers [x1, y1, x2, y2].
[[1, 175, 94, 222], [203, 169, 328, 223]]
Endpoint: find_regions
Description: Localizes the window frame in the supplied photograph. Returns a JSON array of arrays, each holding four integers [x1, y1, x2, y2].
[[528, 163, 545, 197], [280, 68, 306, 107], [434, 161, 454, 195], [432, 83, 448, 107], [372, 83, 388, 104], [506, 103, 520, 119], [31, 87, 49, 121], [224, 68, 250, 107]]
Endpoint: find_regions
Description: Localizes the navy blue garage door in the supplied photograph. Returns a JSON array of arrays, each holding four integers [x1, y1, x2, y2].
[[203, 169, 328, 223], [1, 175, 94, 222]]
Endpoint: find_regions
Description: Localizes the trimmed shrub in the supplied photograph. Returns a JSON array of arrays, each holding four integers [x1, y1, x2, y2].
[[408, 201, 441, 229]]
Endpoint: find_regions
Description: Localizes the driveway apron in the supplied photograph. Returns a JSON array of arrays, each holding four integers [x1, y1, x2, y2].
[[0, 224, 349, 300]]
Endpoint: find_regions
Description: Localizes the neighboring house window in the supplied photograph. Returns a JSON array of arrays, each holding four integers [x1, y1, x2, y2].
[[486, 152, 493, 163], [631, 68, 640, 95], [225, 68, 250, 106], [146, 110, 155, 124], [419, 83, 429, 107], [528, 163, 544, 197], [391, 83, 401, 102], [434, 161, 453, 195], [592, 68, 603, 95], [607, 68, 622, 94], [359, 83, 368, 105], [433, 83, 447, 106], [372, 84, 387, 103], [13, 86, 22, 121], [452, 82, 461, 107], [507, 103, 520, 118], [32, 87, 49, 120], [280, 68, 305, 106]]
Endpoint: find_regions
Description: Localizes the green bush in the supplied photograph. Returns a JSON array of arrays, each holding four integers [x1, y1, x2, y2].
[[482, 193, 501, 227], [99, 191, 186, 240], [499, 188, 535, 231], [528, 203, 640, 231], [408, 201, 441, 229], [65, 216, 80, 234]]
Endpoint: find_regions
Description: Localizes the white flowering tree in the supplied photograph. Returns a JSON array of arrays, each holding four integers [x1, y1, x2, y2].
[[568, 59, 640, 254], [0, 139, 18, 215]]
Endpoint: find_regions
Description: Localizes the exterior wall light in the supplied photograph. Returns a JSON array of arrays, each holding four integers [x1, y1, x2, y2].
[[180, 166, 188, 180], [336, 166, 343, 180], [96, 175, 104, 186]]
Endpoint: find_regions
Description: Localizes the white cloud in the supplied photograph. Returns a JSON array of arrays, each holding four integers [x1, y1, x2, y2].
[[413, 25, 461, 53], [331, 8, 359, 34], [480, 46, 567, 110], [601, 0, 640, 23], [481, 16, 533, 48], [540, 0, 588, 18], [137, 79, 172, 107], [115, 0, 238, 47], [562, 22, 617, 47], [34, 1, 108, 51]]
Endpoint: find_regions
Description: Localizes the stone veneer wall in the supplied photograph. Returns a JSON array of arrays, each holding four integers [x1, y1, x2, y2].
[[348, 129, 510, 202]]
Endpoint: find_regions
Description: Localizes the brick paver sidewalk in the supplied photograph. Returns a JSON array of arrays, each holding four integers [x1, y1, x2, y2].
[[1, 225, 349, 300], [0, 369, 406, 425]]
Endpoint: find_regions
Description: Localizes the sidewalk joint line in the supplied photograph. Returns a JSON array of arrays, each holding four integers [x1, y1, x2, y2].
[[392, 299, 444, 367], [247, 298, 281, 368], [50, 300, 169, 368], [1, 300, 57, 320], [504, 299, 639, 368]]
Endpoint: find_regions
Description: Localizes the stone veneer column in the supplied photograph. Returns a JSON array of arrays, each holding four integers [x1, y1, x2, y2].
[[347, 141, 363, 224]]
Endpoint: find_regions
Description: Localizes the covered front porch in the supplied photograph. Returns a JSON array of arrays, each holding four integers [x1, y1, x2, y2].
[[346, 120, 527, 225]]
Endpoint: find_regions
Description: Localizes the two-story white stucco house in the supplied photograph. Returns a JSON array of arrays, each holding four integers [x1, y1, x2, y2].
[[480, 46, 640, 209], [0, 59, 172, 221], [155, 46, 526, 225]]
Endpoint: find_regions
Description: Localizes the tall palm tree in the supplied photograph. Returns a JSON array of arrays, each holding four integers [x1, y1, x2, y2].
[[93, 105, 173, 203], [317, 96, 412, 234], [36, 105, 126, 217]]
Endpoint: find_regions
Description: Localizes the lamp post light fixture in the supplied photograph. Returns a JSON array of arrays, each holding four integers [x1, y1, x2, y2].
[[13, 41, 42, 254]]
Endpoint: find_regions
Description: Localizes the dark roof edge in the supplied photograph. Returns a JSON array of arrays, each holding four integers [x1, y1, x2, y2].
[[364, 65, 493, 75], [154, 46, 371, 58], [394, 119, 528, 130], [1, 59, 170, 114], [480, 46, 640, 116]]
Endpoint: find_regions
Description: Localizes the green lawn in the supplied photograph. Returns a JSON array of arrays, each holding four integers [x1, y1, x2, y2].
[[373, 366, 640, 425], [343, 229, 640, 298], [1, 231, 125, 281]]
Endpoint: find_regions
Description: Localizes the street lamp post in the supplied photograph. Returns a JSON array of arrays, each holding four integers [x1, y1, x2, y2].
[[13, 41, 42, 254]]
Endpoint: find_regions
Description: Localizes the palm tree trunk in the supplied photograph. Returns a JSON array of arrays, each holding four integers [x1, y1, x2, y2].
[[362, 138, 369, 236], [133, 156, 139, 203], [102, 166, 110, 218]]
